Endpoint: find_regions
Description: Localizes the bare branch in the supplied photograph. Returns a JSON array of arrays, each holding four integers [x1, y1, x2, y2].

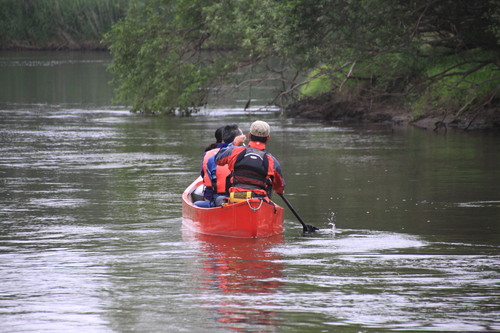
[[339, 61, 357, 91]]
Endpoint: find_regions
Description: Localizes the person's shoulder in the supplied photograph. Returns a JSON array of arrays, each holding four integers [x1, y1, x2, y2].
[[264, 150, 277, 159], [205, 147, 220, 158], [207, 153, 216, 162], [233, 144, 246, 151], [266, 152, 281, 166], [215, 144, 235, 162], [223, 144, 244, 154]]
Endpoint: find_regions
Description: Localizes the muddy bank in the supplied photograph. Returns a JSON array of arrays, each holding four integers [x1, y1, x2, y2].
[[285, 93, 500, 131]]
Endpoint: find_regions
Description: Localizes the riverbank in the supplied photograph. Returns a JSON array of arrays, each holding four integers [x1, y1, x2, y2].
[[2, 47, 498, 132], [285, 93, 500, 132], [2, 41, 107, 51]]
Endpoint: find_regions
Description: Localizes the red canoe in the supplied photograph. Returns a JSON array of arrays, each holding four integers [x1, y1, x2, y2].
[[182, 177, 284, 238]]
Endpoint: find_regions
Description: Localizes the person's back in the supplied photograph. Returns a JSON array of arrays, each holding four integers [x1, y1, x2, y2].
[[215, 120, 285, 202], [198, 127, 224, 204], [201, 147, 221, 198], [195, 124, 245, 208]]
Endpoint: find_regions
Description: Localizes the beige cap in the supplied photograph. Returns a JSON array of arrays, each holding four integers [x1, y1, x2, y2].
[[250, 120, 270, 137]]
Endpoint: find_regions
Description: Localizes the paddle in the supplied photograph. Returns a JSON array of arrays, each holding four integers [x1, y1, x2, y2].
[[278, 193, 319, 233]]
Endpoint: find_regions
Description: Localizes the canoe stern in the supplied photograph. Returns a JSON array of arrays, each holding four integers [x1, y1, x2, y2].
[[182, 178, 284, 238]]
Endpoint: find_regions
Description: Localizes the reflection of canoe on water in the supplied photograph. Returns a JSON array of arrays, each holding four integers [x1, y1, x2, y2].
[[182, 228, 284, 294], [182, 228, 284, 329], [182, 177, 284, 238]]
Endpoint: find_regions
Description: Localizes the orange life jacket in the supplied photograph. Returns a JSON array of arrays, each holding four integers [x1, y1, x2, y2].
[[203, 148, 231, 194]]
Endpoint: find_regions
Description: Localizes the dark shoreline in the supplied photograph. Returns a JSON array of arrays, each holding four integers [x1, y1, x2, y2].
[[285, 93, 500, 132], [3, 47, 498, 131]]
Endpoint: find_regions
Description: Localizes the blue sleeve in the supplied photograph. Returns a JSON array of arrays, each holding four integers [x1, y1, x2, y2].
[[206, 155, 217, 184], [272, 156, 283, 177], [215, 144, 235, 164]]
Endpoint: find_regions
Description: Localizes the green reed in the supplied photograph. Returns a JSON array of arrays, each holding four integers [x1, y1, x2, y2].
[[0, 0, 128, 49]]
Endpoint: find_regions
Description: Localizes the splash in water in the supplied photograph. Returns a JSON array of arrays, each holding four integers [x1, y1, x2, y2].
[[327, 210, 337, 235]]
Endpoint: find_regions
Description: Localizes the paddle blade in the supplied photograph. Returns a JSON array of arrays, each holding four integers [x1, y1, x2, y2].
[[303, 224, 319, 234], [278, 193, 319, 233]]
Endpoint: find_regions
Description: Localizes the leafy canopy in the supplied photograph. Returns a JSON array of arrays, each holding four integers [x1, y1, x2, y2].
[[106, 0, 500, 114]]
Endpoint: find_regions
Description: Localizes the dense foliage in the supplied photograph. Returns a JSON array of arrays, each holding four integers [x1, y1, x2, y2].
[[104, 0, 500, 115], [0, 0, 127, 49]]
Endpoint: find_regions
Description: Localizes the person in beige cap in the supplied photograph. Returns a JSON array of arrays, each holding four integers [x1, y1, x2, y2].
[[215, 120, 285, 202], [249, 120, 271, 137]]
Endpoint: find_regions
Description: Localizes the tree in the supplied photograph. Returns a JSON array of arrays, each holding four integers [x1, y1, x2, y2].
[[106, 0, 499, 114]]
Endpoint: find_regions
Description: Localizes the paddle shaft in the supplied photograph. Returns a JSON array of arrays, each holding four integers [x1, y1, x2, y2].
[[278, 193, 309, 231]]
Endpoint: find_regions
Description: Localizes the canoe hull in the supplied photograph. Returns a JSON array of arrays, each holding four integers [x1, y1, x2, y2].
[[182, 177, 284, 238]]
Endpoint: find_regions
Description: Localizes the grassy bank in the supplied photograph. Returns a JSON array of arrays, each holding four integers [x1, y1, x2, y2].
[[299, 49, 499, 128], [0, 0, 128, 50], [410, 51, 499, 120]]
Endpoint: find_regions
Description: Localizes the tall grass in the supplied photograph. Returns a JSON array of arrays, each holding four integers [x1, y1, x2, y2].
[[0, 0, 128, 49]]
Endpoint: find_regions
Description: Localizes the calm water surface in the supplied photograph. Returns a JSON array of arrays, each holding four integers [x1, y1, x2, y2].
[[0, 51, 499, 332]]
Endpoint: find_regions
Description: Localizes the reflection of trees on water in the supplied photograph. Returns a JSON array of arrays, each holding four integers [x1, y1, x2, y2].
[[183, 229, 284, 331]]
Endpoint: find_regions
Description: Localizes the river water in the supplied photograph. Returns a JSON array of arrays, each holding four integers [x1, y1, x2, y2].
[[0, 51, 499, 332]]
